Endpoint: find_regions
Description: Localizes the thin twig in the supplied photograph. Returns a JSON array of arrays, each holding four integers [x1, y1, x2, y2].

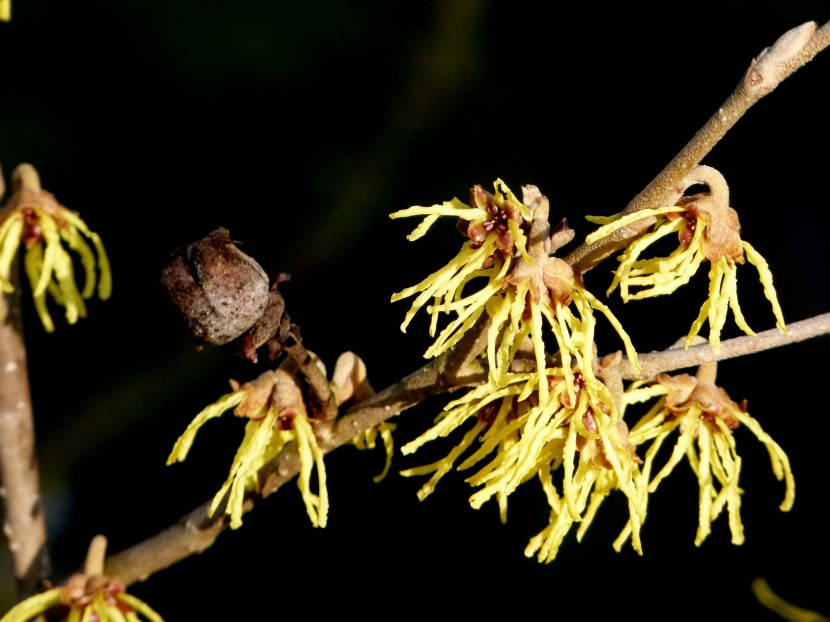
[[616, 312, 830, 380], [565, 20, 830, 274], [103, 500, 226, 586]]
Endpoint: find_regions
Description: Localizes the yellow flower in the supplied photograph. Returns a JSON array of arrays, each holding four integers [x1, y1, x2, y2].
[[395, 181, 647, 562], [393, 182, 639, 401], [586, 165, 784, 352], [397, 193, 791, 557], [402, 367, 647, 563], [390, 179, 532, 358], [0, 578, 164, 622], [619, 372, 794, 548], [1, 536, 164, 622], [168, 362, 328, 529], [0, 163, 111, 332], [495, 186, 639, 402], [400, 373, 530, 510]]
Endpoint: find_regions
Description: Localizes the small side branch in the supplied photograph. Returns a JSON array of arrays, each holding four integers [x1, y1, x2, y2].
[[281, 329, 339, 424]]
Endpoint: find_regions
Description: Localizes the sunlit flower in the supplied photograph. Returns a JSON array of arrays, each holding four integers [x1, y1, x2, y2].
[[526, 448, 628, 564], [1, 535, 164, 622], [617, 371, 794, 548], [394, 181, 647, 563], [390, 179, 532, 358], [496, 185, 639, 402], [168, 361, 328, 529], [402, 367, 647, 563], [0, 577, 164, 622], [393, 181, 639, 400], [0, 163, 111, 332], [586, 165, 785, 352]]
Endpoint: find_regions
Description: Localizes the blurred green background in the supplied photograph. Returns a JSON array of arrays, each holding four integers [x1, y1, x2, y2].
[[1, 1, 829, 618]]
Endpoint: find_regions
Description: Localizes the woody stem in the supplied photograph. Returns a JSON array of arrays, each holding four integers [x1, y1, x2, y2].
[[0, 257, 51, 600]]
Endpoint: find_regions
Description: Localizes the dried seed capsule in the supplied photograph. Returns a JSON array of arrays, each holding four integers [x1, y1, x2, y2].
[[161, 228, 270, 346]]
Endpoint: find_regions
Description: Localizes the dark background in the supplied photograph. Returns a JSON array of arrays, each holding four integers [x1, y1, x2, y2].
[[1, 1, 828, 619]]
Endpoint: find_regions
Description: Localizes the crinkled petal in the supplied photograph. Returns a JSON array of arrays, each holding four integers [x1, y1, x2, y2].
[[0, 588, 62, 622], [115, 592, 166, 622], [211, 409, 281, 528], [167, 391, 247, 464], [292, 412, 329, 527], [743, 240, 786, 333], [0, 216, 23, 293]]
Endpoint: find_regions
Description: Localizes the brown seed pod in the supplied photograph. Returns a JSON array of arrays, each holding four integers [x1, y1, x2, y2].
[[161, 227, 271, 346]]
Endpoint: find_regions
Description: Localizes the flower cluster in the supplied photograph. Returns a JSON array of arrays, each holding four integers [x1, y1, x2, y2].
[[392, 177, 794, 563], [586, 165, 785, 351], [0, 163, 111, 332], [392, 181, 646, 561]]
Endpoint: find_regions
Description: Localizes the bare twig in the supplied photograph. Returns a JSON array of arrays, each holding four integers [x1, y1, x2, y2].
[[0, 263, 51, 600], [616, 312, 830, 380], [103, 500, 227, 586], [565, 20, 830, 274]]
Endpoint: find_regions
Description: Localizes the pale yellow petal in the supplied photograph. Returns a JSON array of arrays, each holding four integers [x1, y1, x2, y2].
[[743, 240, 786, 333], [0, 588, 62, 622], [167, 391, 246, 464]]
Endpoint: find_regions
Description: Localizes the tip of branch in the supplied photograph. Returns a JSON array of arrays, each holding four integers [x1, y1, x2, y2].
[[750, 21, 817, 87]]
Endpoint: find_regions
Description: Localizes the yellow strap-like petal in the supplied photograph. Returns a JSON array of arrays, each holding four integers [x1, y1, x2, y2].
[[0, 588, 62, 622], [167, 391, 246, 464], [117, 593, 167, 622]]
